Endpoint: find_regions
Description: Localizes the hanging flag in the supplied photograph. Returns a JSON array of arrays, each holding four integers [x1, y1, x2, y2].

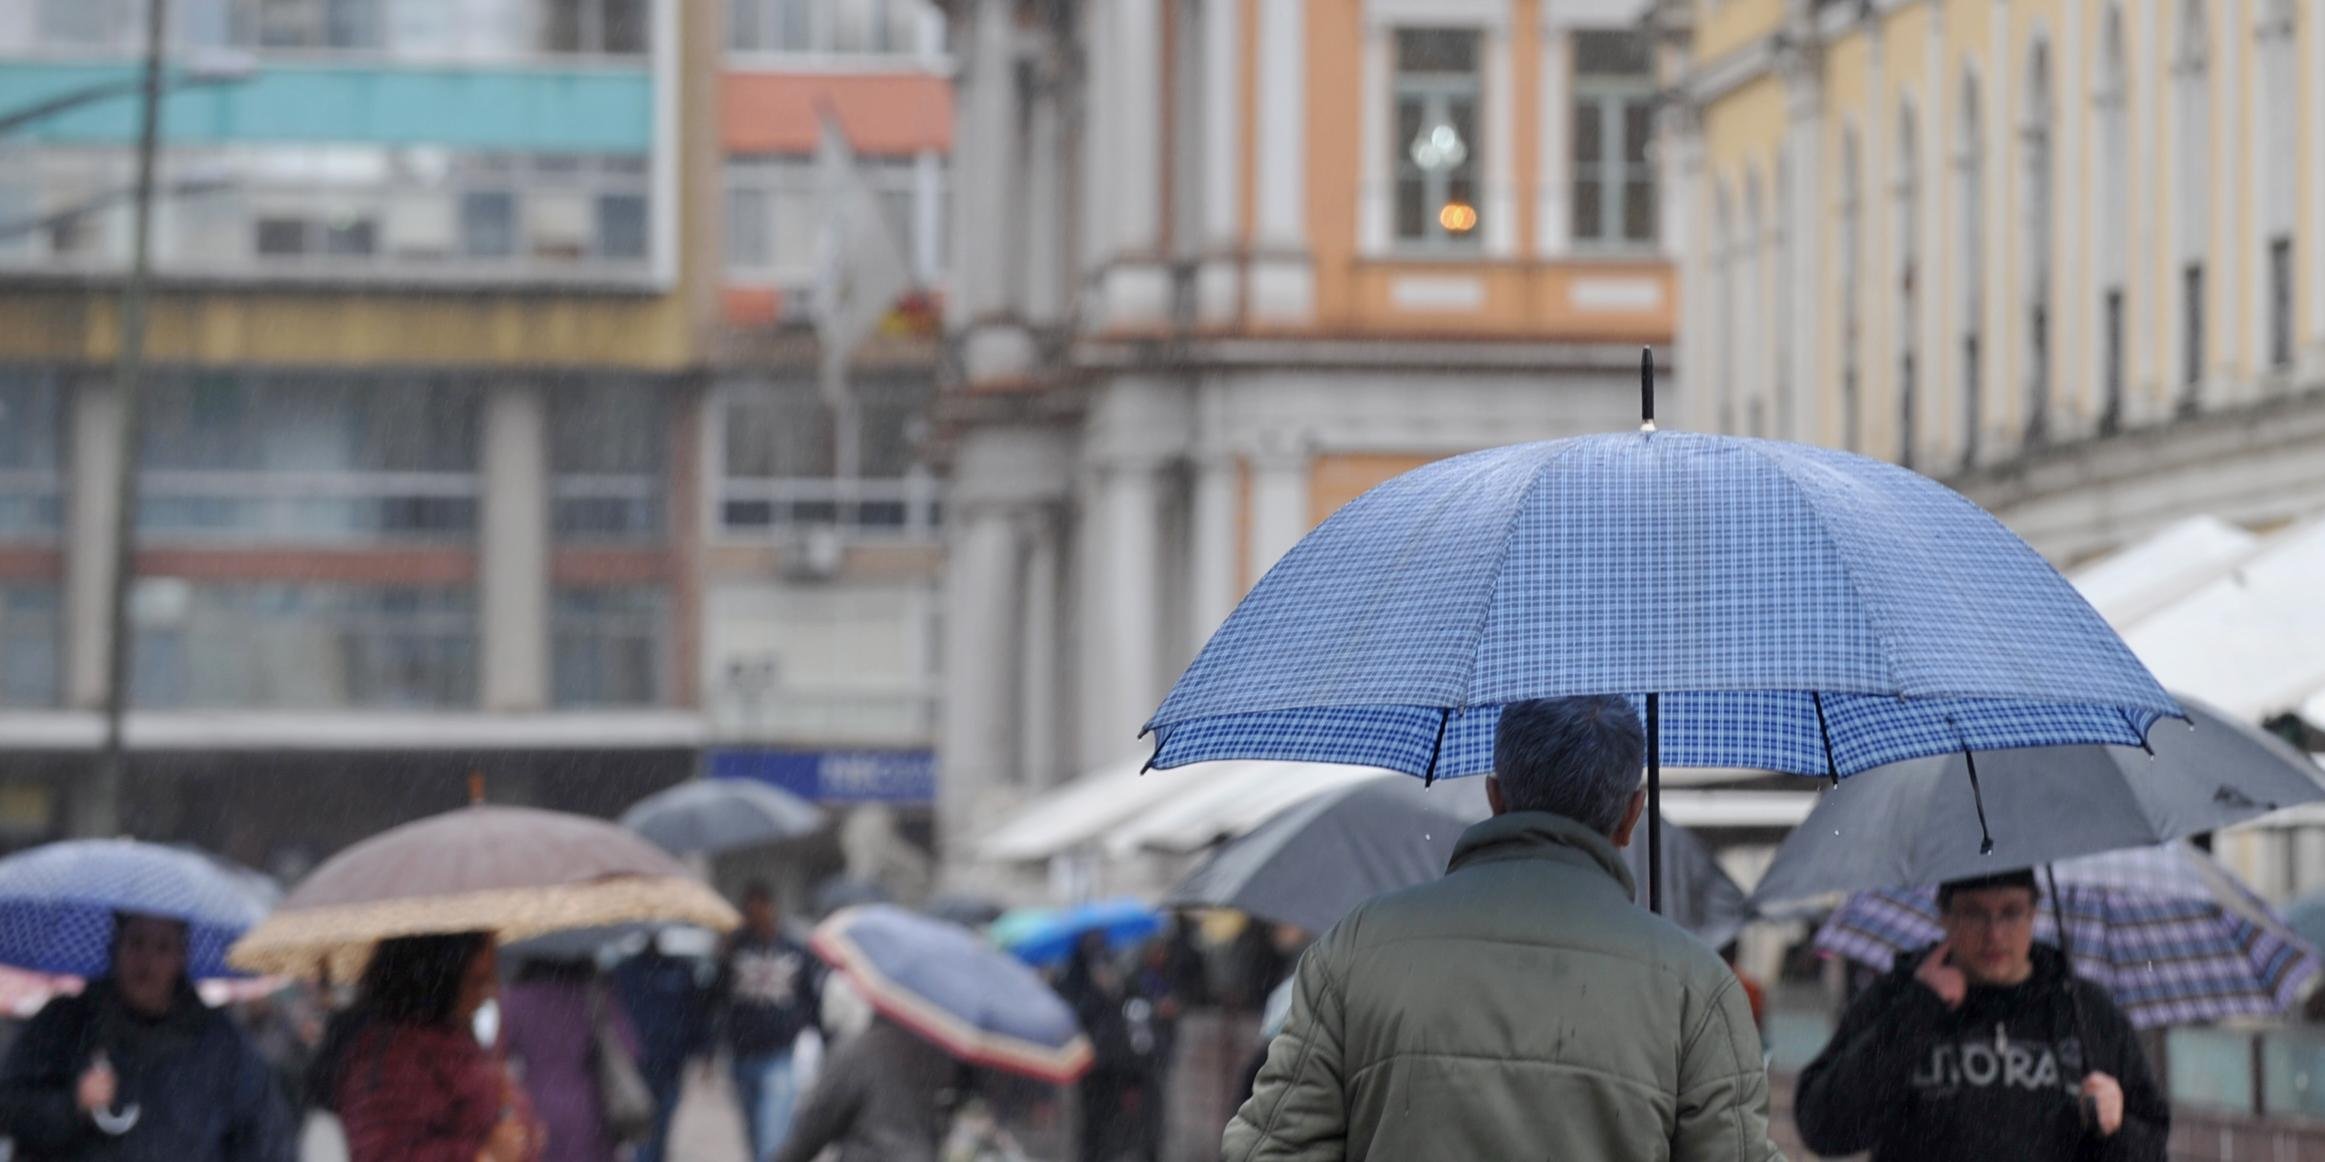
[[814, 105, 917, 413]]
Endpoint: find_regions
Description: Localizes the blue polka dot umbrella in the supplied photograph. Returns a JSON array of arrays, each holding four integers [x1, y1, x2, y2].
[[0, 840, 274, 980]]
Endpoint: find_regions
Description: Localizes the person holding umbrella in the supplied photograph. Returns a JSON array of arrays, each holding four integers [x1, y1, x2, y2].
[[0, 839, 293, 1162], [1794, 869, 2169, 1160], [0, 913, 296, 1161], [308, 932, 544, 1162], [1225, 696, 1779, 1161]]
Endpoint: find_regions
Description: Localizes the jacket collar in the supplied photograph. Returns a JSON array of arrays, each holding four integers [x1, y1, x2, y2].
[[1448, 811, 1637, 899]]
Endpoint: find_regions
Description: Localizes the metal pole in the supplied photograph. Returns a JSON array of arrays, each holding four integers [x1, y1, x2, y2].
[[76, 0, 167, 838], [1647, 691, 1663, 915]]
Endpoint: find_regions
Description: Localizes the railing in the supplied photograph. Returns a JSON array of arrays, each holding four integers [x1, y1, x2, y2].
[[551, 474, 664, 542], [0, 471, 62, 538], [717, 474, 942, 543]]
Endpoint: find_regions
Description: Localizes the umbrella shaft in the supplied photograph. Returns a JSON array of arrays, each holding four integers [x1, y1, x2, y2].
[[1648, 693, 1662, 915]]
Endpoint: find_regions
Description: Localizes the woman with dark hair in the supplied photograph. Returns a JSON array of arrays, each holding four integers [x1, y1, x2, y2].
[[309, 932, 543, 1162], [0, 912, 295, 1161]]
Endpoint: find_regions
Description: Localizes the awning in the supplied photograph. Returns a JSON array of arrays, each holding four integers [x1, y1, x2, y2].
[[2071, 515, 2260, 630], [1657, 788, 1820, 829], [1101, 762, 1394, 857], [0, 711, 709, 752], [2120, 519, 2325, 721], [975, 755, 1247, 863]]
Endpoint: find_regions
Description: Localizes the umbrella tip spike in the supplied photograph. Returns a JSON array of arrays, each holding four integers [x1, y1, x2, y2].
[[1979, 837, 1995, 856]]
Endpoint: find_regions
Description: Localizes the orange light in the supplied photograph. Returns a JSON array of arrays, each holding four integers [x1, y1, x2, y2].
[[1439, 201, 1479, 233]]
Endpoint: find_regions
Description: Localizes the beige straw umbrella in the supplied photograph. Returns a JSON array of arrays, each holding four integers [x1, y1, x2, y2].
[[230, 802, 739, 980]]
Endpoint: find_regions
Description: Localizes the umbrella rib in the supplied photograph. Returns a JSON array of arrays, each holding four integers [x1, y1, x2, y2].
[[1812, 691, 1841, 785], [1422, 709, 1452, 786], [1961, 744, 1996, 856]]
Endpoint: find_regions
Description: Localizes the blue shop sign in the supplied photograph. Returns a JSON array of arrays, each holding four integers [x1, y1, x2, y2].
[[708, 748, 936, 804]]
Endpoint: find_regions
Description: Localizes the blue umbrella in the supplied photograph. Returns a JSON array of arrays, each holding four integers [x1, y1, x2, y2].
[[1146, 361, 2179, 909], [812, 904, 1092, 1083], [620, 777, 827, 857], [0, 840, 273, 979], [991, 900, 1163, 968]]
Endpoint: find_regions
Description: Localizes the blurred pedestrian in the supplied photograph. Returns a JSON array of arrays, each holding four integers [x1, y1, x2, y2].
[[310, 931, 543, 1162], [501, 956, 643, 1162], [610, 930, 709, 1162], [1225, 696, 1780, 1160], [1056, 934, 1145, 1162], [1122, 939, 1183, 1161], [1793, 869, 2169, 1161], [771, 1016, 955, 1162], [236, 988, 323, 1114], [712, 882, 822, 1161], [0, 912, 296, 1161]]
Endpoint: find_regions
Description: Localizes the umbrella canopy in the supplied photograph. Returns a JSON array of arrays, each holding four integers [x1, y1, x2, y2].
[[1168, 775, 1749, 946], [991, 900, 1162, 968], [811, 905, 1092, 1083], [1145, 432, 2177, 780], [620, 777, 827, 857], [0, 840, 273, 980], [229, 805, 738, 978], [1815, 844, 2321, 1029], [1750, 694, 2325, 905]]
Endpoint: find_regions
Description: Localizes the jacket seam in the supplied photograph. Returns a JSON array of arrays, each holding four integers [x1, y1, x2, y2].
[[1346, 1051, 1678, 1102]]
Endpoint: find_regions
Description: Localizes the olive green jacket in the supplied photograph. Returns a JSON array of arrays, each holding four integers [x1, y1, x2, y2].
[[1223, 811, 1784, 1162]]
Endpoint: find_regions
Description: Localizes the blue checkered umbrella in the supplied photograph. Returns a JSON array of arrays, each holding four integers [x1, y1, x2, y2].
[[1145, 397, 2180, 903], [1816, 844, 2320, 1028], [0, 840, 273, 980]]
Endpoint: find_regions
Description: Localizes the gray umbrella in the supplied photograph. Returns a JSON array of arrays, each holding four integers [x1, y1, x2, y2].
[[1751, 694, 2325, 906], [1168, 774, 1751, 947], [621, 777, 828, 856]]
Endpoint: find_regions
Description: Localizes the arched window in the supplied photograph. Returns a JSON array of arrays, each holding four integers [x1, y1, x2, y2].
[[2022, 41, 2053, 443], [2259, 0, 2298, 371], [2174, 0, 2210, 407], [1895, 103, 1919, 468], [2097, 6, 2129, 431], [1957, 68, 1984, 466], [1839, 129, 1863, 451]]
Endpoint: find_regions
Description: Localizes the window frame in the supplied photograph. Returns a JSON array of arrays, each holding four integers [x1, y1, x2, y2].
[[1389, 28, 1487, 253], [1570, 31, 1658, 251]]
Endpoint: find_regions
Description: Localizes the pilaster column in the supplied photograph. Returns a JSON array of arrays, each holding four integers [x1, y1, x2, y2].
[[1244, 434, 1310, 585], [1782, 48, 1824, 445], [1535, 25, 1572, 256], [937, 500, 1022, 863], [1250, 0, 1313, 321], [2306, 0, 2325, 382], [1015, 508, 1064, 789], [481, 381, 550, 712], [1099, 0, 1172, 328], [955, 0, 1035, 379], [1196, 0, 1245, 323], [1094, 458, 1166, 750], [63, 378, 123, 709], [1186, 444, 1240, 654]]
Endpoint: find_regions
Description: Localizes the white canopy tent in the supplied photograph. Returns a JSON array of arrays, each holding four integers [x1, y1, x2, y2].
[[2118, 519, 2325, 722], [2069, 515, 2260, 630]]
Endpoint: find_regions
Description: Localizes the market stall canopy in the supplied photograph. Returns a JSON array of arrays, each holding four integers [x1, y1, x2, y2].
[[2069, 515, 2259, 630], [2119, 520, 2325, 721]]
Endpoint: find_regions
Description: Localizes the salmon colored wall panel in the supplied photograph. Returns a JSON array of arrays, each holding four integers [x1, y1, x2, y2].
[[720, 72, 953, 155]]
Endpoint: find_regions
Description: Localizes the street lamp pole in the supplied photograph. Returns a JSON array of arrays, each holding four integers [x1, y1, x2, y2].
[[73, 0, 168, 838]]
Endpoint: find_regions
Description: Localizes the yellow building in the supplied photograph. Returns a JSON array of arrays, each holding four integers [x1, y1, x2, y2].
[[1659, 0, 2325, 562]]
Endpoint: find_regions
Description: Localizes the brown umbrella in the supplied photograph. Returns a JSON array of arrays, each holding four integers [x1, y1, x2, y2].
[[229, 805, 739, 978]]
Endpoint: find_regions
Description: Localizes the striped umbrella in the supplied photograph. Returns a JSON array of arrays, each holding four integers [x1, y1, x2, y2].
[[1816, 843, 2319, 1028], [811, 905, 1092, 1084]]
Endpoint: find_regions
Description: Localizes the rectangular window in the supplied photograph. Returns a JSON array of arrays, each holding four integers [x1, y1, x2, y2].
[[2269, 236, 2294, 371], [237, 0, 379, 48], [596, 193, 648, 261], [461, 191, 517, 259], [131, 581, 477, 710], [551, 383, 666, 541], [1392, 29, 1483, 249], [255, 217, 309, 257], [2026, 300, 2050, 442], [546, 0, 650, 53], [0, 585, 60, 708], [718, 382, 939, 539], [553, 586, 668, 707], [726, 186, 774, 270], [0, 373, 64, 539], [1961, 332, 1981, 465], [2102, 288, 2125, 432], [2182, 262, 2205, 402], [40, 0, 130, 45], [1572, 31, 1658, 248]]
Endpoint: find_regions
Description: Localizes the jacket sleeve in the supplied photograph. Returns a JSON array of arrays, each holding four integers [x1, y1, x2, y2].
[[1220, 935, 1348, 1162], [2080, 985, 2167, 1162], [0, 999, 96, 1155], [1794, 973, 1950, 1156], [770, 1031, 866, 1162], [224, 1031, 301, 1162], [1672, 973, 1784, 1162]]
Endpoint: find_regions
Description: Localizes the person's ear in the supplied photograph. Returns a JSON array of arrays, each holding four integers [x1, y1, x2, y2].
[[1485, 776, 1508, 817], [1609, 789, 1648, 848]]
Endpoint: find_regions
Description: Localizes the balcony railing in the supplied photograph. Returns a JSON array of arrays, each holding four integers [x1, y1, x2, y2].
[[717, 474, 941, 543]]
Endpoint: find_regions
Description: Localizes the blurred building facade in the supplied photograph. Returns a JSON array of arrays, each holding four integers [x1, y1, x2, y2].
[[1657, 0, 2325, 563], [0, 0, 953, 877], [933, 0, 1674, 881]]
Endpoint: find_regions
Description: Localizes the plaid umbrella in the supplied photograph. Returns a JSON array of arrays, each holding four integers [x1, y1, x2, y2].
[[1145, 374, 2179, 905], [0, 840, 273, 980], [1815, 843, 2320, 1028]]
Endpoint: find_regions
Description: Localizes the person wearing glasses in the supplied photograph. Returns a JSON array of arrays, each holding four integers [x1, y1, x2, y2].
[[1794, 869, 2168, 1161]]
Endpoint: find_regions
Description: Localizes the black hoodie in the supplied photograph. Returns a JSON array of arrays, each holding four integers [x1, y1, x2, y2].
[[1795, 944, 2168, 1162]]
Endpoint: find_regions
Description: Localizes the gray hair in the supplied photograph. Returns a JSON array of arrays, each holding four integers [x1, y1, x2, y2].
[[1491, 696, 1647, 834]]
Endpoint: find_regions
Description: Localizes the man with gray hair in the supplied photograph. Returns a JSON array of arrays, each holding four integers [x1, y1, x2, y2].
[[1224, 695, 1782, 1161]]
